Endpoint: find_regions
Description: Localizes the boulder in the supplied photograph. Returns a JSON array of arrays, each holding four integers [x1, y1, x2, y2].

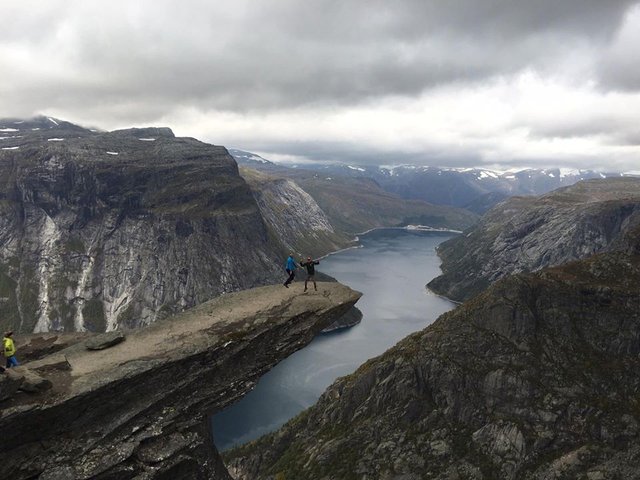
[[11, 366, 52, 393], [85, 332, 126, 351], [0, 369, 24, 401]]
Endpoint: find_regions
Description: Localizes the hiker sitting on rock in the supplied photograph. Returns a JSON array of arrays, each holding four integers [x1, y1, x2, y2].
[[300, 256, 320, 292], [3, 331, 19, 368]]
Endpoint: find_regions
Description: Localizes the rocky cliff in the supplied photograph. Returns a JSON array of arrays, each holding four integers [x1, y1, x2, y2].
[[0, 117, 294, 333], [0, 282, 361, 480], [240, 167, 353, 258], [225, 251, 640, 479], [428, 178, 640, 302]]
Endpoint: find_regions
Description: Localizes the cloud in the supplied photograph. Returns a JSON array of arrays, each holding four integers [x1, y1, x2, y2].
[[2, 0, 636, 115], [597, 4, 640, 91], [1, 0, 640, 171]]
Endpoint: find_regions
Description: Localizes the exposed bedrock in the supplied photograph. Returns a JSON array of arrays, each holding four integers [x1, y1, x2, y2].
[[428, 178, 640, 302], [0, 282, 361, 480]]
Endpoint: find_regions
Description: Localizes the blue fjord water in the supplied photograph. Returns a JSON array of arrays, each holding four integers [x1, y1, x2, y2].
[[212, 229, 457, 451]]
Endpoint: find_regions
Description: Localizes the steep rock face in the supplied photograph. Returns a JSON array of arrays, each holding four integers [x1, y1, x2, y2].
[[428, 178, 640, 302], [0, 282, 361, 480], [0, 117, 285, 332], [296, 174, 478, 234], [240, 167, 353, 258], [226, 252, 640, 479]]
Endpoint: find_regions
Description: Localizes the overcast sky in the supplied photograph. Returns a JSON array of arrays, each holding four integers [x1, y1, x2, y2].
[[2, 0, 640, 170]]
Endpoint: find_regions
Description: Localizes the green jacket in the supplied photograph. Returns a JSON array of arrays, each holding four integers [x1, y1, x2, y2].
[[3, 336, 16, 357]]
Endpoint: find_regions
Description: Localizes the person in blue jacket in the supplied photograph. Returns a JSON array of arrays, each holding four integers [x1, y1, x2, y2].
[[283, 254, 298, 288]]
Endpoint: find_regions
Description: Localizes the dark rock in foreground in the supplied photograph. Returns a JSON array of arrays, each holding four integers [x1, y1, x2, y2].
[[322, 305, 363, 333], [0, 282, 361, 480], [226, 252, 640, 479]]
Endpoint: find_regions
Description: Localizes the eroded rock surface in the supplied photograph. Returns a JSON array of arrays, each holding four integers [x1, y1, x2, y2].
[[428, 178, 640, 302], [0, 117, 284, 333], [0, 282, 361, 480]]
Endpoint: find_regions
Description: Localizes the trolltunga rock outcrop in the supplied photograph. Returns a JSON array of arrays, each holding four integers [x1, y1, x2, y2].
[[0, 282, 361, 480]]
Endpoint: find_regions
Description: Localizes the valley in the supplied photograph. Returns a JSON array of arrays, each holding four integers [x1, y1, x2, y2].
[[225, 178, 640, 479], [5, 3, 640, 480], [0, 117, 472, 334], [2, 117, 639, 480], [213, 229, 456, 452]]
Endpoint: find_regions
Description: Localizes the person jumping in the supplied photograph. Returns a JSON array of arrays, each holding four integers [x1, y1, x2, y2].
[[300, 256, 320, 292], [284, 254, 298, 288]]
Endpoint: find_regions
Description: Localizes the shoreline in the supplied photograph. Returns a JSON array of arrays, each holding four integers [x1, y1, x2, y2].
[[318, 243, 363, 261], [424, 285, 463, 305], [320, 225, 462, 261], [355, 224, 463, 237]]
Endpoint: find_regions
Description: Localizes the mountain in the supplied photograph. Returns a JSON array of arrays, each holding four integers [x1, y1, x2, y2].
[[225, 249, 640, 480], [428, 177, 640, 302], [239, 167, 353, 258], [0, 117, 291, 333], [229, 150, 630, 214], [231, 151, 479, 234], [0, 282, 361, 479], [290, 173, 478, 235], [224, 179, 640, 479], [370, 166, 626, 211]]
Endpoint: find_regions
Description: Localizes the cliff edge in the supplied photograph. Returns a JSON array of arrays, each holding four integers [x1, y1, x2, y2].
[[0, 282, 361, 480]]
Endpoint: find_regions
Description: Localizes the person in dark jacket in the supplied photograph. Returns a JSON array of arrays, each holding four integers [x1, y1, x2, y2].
[[284, 254, 298, 288], [300, 256, 320, 292]]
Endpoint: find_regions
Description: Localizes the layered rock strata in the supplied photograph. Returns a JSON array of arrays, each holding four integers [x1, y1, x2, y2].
[[428, 178, 640, 302], [0, 282, 361, 480], [0, 117, 284, 332]]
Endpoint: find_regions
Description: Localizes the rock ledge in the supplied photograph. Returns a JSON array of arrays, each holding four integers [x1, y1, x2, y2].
[[0, 282, 361, 480]]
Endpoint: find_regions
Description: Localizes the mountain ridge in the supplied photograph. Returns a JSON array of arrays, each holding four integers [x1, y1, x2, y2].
[[0, 117, 285, 333], [428, 177, 640, 302], [229, 148, 634, 214]]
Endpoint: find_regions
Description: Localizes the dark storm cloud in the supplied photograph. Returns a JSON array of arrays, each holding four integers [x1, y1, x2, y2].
[[3, 0, 640, 171], [596, 5, 640, 92], [2, 0, 637, 119], [528, 117, 626, 140]]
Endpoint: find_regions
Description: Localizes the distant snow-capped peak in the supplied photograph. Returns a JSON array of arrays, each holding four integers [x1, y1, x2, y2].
[[228, 149, 272, 164]]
